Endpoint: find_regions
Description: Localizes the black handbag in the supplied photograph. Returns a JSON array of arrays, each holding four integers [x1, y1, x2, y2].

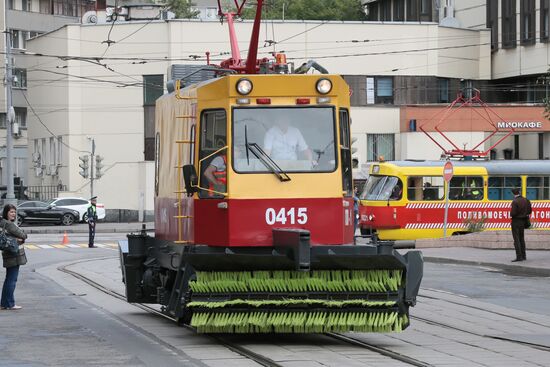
[[0, 223, 19, 254]]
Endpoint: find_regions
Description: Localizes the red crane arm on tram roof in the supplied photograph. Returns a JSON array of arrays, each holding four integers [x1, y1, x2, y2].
[[216, 0, 265, 74], [418, 88, 515, 158]]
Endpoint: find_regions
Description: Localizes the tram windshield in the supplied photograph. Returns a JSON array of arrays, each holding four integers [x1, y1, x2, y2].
[[232, 107, 336, 173], [361, 175, 403, 201]]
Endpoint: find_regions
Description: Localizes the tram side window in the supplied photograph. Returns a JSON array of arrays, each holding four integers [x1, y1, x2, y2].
[[449, 176, 483, 201], [407, 176, 444, 201], [488, 176, 521, 200], [199, 110, 227, 199], [526, 176, 550, 200]]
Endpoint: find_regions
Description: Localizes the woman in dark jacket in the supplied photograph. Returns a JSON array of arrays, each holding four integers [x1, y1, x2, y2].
[[1, 204, 27, 310]]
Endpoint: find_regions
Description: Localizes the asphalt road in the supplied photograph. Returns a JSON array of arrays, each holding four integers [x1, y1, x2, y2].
[[1, 231, 549, 366]]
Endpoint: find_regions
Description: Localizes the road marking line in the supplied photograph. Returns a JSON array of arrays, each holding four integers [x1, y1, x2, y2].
[[52, 244, 66, 248], [25, 245, 39, 250], [37, 245, 53, 249], [66, 244, 80, 248]]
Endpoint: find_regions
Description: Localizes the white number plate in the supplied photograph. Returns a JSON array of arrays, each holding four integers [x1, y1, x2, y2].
[[265, 207, 308, 225]]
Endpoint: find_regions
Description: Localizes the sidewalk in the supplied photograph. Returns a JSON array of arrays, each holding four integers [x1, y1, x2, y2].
[[417, 247, 550, 277], [20, 221, 154, 234]]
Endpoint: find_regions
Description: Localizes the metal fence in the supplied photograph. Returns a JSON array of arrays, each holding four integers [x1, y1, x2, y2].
[[26, 185, 67, 201]]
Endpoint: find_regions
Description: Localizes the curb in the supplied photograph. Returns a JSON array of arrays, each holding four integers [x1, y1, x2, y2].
[[24, 228, 154, 234], [424, 256, 550, 277]]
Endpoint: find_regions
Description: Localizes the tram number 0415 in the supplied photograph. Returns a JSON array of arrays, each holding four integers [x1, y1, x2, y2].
[[265, 207, 308, 225]]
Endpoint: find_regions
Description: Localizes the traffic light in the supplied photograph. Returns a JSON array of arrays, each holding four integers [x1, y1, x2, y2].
[[79, 155, 89, 178], [95, 155, 104, 179]]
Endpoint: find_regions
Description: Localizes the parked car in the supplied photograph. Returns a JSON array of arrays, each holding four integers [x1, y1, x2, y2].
[[16, 201, 80, 226], [46, 197, 106, 223]]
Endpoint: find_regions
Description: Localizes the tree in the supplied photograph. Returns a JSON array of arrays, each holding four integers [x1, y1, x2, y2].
[[166, 0, 200, 19], [240, 0, 367, 21]]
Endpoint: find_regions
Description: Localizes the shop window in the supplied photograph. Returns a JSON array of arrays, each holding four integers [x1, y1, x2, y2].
[[488, 176, 521, 200], [407, 176, 444, 201], [487, 0, 499, 51], [449, 176, 484, 201], [502, 0, 517, 49], [541, 0, 550, 42], [526, 177, 550, 200], [520, 0, 535, 45]]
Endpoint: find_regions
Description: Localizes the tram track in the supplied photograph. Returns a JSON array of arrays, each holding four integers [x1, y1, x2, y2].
[[416, 292, 550, 352], [58, 258, 436, 367]]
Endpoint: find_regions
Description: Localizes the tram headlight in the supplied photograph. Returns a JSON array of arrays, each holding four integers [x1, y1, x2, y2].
[[236, 78, 253, 95], [316, 78, 332, 94]]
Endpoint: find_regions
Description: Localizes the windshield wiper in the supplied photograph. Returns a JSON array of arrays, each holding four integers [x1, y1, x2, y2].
[[246, 142, 291, 182]]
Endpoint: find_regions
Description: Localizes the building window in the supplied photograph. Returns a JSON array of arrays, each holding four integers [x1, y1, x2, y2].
[[375, 77, 394, 104], [57, 136, 63, 164], [143, 75, 164, 106], [8, 0, 14, 10], [15, 108, 27, 128], [542, 0, 550, 42], [438, 78, 450, 103], [367, 134, 394, 162], [420, 0, 431, 15], [1, 109, 27, 128], [380, 1, 391, 21], [22, 0, 32, 11], [366, 77, 394, 104], [143, 75, 164, 161], [488, 176, 521, 200], [487, 0, 498, 51], [393, 0, 405, 21], [12, 68, 27, 89], [520, 0, 535, 45], [366, 3, 379, 21], [502, 0, 517, 49], [406, 0, 419, 21]]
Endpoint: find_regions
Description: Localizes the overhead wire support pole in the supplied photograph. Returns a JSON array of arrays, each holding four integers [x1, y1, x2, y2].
[[4, 23, 16, 204], [90, 138, 95, 198]]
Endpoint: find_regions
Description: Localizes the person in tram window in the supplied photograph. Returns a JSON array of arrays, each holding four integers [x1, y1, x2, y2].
[[390, 180, 403, 200], [204, 155, 227, 196], [263, 119, 314, 164], [423, 182, 437, 200]]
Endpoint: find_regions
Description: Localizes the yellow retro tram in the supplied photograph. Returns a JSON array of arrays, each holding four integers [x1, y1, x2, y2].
[[359, 160, 550, 240], [119, 0, 423, 334]]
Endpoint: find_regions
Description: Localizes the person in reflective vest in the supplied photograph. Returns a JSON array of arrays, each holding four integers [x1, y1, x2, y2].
[[204, 155, 227, 197], [461, 178, 482, 200], [87, 196, 98, 248]]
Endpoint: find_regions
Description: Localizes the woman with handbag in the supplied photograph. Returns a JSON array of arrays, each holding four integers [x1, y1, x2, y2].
[[1, 204, 27, 310]]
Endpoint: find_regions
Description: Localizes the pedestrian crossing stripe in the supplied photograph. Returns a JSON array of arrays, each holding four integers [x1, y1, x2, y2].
[[23, 243, 119, 250]]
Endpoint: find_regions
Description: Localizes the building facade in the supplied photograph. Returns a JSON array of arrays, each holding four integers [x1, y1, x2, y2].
[[22, 19, 490, 217], [1, 0, 95, 198]]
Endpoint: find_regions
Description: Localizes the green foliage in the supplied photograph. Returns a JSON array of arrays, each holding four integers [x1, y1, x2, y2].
[[239, 0, 367, 21], [166, 0, 200, 19], [463, 216, 486, 233]]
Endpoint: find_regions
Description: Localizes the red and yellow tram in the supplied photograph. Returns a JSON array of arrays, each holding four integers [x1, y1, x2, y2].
[[359, 160, 550, 240]]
